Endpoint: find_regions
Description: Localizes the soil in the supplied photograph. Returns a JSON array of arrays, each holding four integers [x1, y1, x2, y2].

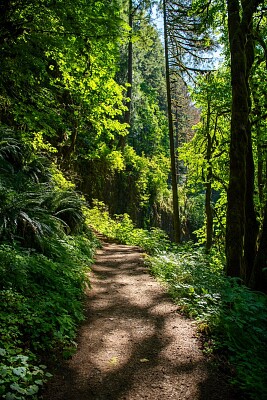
[[42, 238, 243, 400]]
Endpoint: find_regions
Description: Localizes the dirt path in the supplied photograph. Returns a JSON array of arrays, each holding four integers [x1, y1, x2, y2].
[[42, 240, 241, 400]]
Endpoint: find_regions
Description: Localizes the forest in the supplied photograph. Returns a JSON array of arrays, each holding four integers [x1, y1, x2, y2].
[[0, 0, 267, 399]]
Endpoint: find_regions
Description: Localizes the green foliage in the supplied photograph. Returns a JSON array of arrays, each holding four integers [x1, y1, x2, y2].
[[148, 246, 225, 319], [0, 133, 99, 399], [0, 348, 52, 400], [86, 203, 267, 398], [0, 233, 98, 399], [0, 130, 88, 246], [179, 69, 231, 244], [47, 188, 85, 234], [0, 0, 172, 233], [148, 246, 267, 400], [85, 200, 171, 254], [217, 284, 267, 399], [128, 20, 169, 157], [0, 0, 128, 161], [123, 146, 170, 208], [179, 187, 205, 241], [0, 235, 94, 349]]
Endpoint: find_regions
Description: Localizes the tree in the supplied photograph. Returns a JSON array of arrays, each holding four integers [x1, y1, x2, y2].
[[163, 0, 217, 80], [225, 0, 262, 283], [179, 69, 231, 247], [117, 0, 155, 149], [163, 0, 181, 243]]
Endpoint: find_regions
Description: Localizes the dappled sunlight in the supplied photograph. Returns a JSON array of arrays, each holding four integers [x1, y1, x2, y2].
[[43, 241, 238, 400]]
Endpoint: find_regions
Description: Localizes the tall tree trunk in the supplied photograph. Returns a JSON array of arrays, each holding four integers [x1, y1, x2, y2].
[[118, 0, 133, 150], [125, 0, 133, 127], [225, 0, 259, 281], [252, 88, 265, 205], [163, 0, 181, 243], [205, 93, 213, 251], [244, 121, 259, 283], [244, 31, 259, 284], [249, 201, 267, 293], [257, 143, 264, 205]]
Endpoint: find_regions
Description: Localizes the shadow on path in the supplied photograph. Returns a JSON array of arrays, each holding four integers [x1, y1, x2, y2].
[[42, 241, 243, 400]]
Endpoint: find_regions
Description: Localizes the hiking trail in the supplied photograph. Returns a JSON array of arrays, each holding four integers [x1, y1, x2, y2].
[[42, 239, 241, 400]]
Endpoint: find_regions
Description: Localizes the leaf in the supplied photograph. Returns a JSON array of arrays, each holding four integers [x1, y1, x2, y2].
[[139, 358, 149, 363], [5, 392, 17, 400], [0, 366, 8, 377], [0, 348, 6, 356], [34, 379, 44, 386], [12, 367, 27, 377], [25, 384, 39, 395], [10, 383, 26, 394], [16, 355, 28, 364], [108, 356, 118, 365], [0, 385, 6, 395]]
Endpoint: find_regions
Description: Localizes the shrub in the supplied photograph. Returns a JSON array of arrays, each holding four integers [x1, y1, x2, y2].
[[0, 347, 52, 400], [0, 131, 100, 400], [148, 247, 267, 400], [85, 200, 171, 254], [0, 234, 98, 399]]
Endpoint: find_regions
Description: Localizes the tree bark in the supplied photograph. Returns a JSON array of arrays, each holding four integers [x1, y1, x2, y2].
[[249, 201, 267, 293], [125, 0, 133, 128], [225, 0, 259, 281], [118, 0, 133, 150], [243, 29, 259, 284], [163, 0, 181, 243], [204, 90, 213, 251], [244, 121, 259, 284]]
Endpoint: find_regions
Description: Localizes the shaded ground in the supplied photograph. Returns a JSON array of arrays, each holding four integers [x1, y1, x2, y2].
[[42, 240, 242, 400]]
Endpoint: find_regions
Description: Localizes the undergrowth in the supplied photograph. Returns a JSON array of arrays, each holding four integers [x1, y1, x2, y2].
[[0, 132, 100, 399], [87, 202, 267, 400], [0, 232, 99, 399], [85, 200, 171, 254], [148, 248, 267, 400]]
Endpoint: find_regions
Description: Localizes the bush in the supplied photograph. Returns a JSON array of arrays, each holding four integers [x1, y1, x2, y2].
[[0, 131, 100, 399], [0, 348, 52, 400], [0, 233, 98, 399], [0, 235, 95, 349], [85, 200, 171, 254], [148, 246, 267, 400]]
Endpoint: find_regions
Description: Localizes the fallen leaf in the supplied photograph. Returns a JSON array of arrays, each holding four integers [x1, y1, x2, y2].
[[108, 356, 118, 365]]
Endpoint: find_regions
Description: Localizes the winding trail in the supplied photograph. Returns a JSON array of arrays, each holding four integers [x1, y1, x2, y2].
[[43, 240, 240, 400]]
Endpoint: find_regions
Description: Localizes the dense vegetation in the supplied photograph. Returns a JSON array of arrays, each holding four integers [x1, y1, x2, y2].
[[0, 133, 99, 399], [0, 0, 267, 399], [87, 205, 267, 400]]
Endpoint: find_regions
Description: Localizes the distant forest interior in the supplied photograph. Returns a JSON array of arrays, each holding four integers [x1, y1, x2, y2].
[[0, 1, 267, 399]]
